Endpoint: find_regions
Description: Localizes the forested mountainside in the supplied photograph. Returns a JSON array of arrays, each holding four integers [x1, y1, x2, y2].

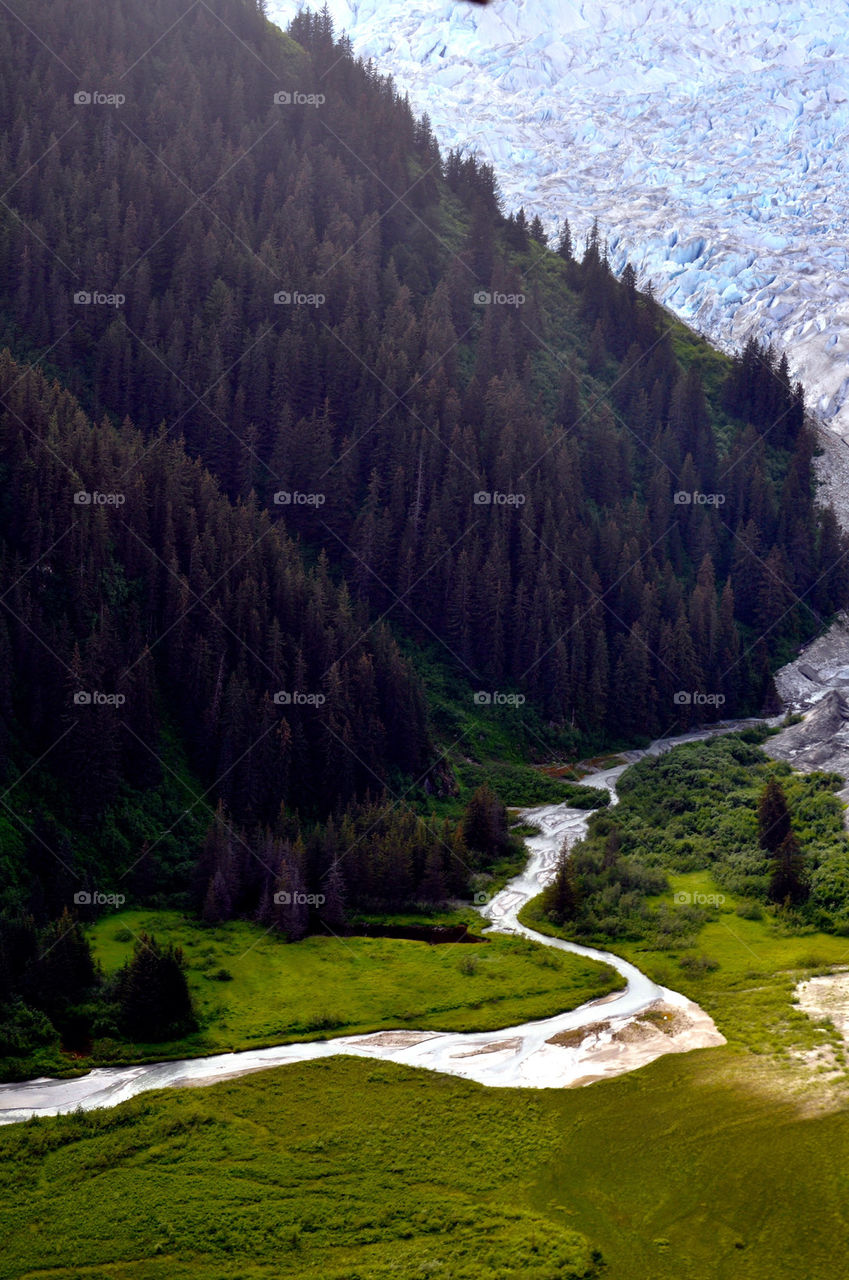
[[0, 350, 429, 884], [0, 0, 845, 957], [1, 0, 843, 746]]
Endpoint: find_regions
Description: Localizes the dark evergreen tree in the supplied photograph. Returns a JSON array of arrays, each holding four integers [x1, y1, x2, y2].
[[758, 779, 792, 854], [556, 220, 574, 261], [768, 832, 808, 907], [113, 934, 197, 1041], [543, 847, 580, 924], [23, 910, 97, 1030]]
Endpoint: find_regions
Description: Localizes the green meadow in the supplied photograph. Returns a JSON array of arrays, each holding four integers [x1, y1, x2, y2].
[[81, 910, 623, 1067], [4, 832, 844, 1279], [6, 736, 849, 1278], [2, 1045, 849, 1279]]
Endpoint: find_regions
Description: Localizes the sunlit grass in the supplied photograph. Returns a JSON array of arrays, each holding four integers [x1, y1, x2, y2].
[[3, 1047, 849, 1279], [83, 909, 623, 1067]]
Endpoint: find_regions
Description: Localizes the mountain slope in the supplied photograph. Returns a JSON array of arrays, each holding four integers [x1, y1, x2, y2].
[[0, 0, 840, 756], [0, 349, 429, 894], [0, 0, 844, 1077]]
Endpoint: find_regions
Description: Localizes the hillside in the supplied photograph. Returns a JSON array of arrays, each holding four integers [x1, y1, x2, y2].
[[0, 0, 845, 1067], [0, 0, 841, 746]]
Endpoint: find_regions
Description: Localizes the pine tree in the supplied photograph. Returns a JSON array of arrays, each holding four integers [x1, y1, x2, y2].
[[544, 846, 579, 924], [462, 786, 509, 863], [25, 909, 98, 1026], [272, 846, 310, 941], [321, 861, 348, 930], [529, 214, 548, 246], [556, 219, 573, 261], [587, 319, 607, 375], [419, 845, 448, 904], [758, 779, 792, 855], [768, 831, 808, 906], [113, 933, 197, 1041]]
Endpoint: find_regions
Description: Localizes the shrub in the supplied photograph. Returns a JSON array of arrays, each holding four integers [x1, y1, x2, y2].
[[679, 954, 720, 974]]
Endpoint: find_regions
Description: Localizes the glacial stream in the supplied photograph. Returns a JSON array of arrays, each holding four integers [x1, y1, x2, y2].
[[0, 727, 755, 1125]]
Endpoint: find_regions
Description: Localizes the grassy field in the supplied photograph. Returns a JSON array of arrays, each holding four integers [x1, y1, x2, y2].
[[5, 863, 849, 1277], [9, 738, 849, 1278], [521, 868, 849, 1067], [2, 1047, 848, 1280], [83, 910, 623, 1066]]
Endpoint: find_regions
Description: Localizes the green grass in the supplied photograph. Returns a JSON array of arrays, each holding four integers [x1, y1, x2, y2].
[[519, 731, 849, 1065], [521, 867, 849, 1067], [3, 1048, 849, 1279], [8, 750, 849, 1278], [0, 1059, 603, 1280], [83, 909, 623, 1068]]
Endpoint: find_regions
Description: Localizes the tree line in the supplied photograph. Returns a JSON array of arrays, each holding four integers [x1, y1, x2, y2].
[[0, 0, 842, 748], [193, 782, 515, 936]]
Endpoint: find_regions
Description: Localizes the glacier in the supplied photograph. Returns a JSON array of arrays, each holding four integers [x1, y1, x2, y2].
[[268, 0, 849, 434]]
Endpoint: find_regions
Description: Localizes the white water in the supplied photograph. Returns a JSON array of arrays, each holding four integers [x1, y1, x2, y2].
[[0, 729, 746, 1125]]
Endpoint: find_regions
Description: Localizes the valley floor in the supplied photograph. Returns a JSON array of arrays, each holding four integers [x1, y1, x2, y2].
[[1, 1047, 848, 1279]]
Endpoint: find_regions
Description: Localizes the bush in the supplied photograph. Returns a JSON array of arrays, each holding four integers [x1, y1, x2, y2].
[[0, 1001, 57, 1057], [679, 954, 720, 975], [540, 736, 849, 945]]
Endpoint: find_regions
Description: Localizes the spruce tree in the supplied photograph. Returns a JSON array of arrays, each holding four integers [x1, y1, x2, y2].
[[768, 832, 808, 907], [462, 786, 509, 863], [556, 219, 573, 261], [114, 933, 197, 1042], [544, 847, 579, 924], [25, 910, 98, 1026], [758, 779, 792, 854]]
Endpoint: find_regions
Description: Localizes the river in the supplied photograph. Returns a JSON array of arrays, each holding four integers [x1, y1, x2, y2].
[[0, 724, 763, 1125]]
